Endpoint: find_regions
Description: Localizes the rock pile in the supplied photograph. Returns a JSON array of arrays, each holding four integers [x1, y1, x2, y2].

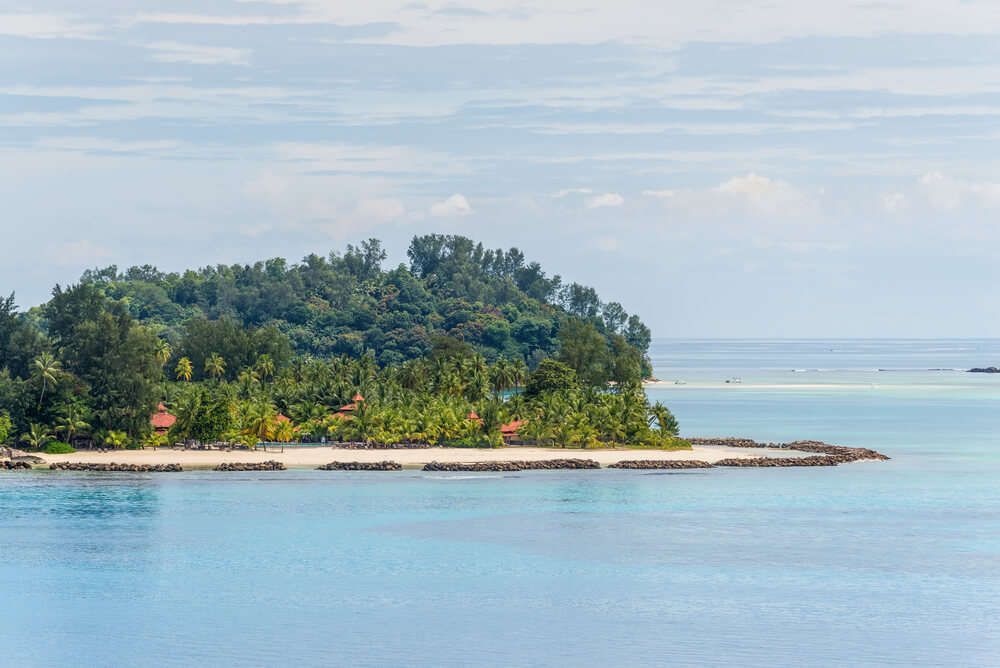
[[213, 461, 286, 471], [423, 459, 600, 472], [1, 460, 32, 470], [686, 437, 889, 464], [317, 461, 402, 471], [609, 460, 713, 469], [713, 456, 839, 467], [49, 462, 183, 472]]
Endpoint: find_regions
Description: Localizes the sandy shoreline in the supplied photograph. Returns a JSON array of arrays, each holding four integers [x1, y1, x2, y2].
[[37, 445, 796, 469]]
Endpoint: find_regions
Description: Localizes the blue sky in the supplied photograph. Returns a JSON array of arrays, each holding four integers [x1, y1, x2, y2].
[[3, 1, 1000, 336]]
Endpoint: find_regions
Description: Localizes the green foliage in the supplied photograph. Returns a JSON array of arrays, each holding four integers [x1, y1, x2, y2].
[[0, 236, 665, 451], [0, 412, 10, 443], [525, 359, 578, 397], [43, 441, 75, 454], [73, 234, 650, 372]]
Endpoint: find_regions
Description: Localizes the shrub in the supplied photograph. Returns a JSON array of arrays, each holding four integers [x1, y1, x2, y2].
[[44, 441, 76, 454]]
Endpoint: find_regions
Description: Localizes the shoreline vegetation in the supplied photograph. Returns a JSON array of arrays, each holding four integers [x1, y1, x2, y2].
[[0, 235, 685, 458]]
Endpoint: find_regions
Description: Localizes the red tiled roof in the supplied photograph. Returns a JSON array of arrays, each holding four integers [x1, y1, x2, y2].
[[353, 393, 364, 402], [275, 413, 291, 422], [150, 407, 176, 430], [338, 403, 357, 412], [500, 420, 523, 434]]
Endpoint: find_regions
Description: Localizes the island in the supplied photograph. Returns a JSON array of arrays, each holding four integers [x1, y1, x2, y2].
[[0, 234, 889, 470]]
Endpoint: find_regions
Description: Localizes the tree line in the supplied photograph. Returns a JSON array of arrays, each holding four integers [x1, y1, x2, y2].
[[0, 235, 676, 451]]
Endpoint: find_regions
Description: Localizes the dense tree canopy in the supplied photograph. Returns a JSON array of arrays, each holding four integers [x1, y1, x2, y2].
[[0, 235, 669, 449]]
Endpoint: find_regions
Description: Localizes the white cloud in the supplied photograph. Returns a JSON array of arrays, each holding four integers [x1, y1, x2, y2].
[[586, 193, 624, 208], [147, 1, 1000, 48], [552, 188, 592, 198], [0, 13, 99, 39], [430, 193, 472, 217], [715, 172, 812, 217], [919, 172, 1000, 211], [146, 41, 252, 66]]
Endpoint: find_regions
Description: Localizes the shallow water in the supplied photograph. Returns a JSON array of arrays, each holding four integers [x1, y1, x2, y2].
[[2, 340, 999, 667]]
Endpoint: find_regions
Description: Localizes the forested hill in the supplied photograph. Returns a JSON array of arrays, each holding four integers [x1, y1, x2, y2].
[[37, 235, 652, 376]]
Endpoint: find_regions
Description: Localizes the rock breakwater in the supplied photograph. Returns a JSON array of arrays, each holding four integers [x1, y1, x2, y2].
[[1, 460, 33, 470], [423, 459, 600, 472], [49, 462, 183, 472], [687, 437, 889, 463], [609, 460, 713, 469], [214, 461, 286, 471], [317, 461, 402, 471]]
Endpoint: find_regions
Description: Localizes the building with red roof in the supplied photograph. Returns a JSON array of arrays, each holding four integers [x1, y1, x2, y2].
[[150, 403, 176, 434], [500, 419, 523, 440]]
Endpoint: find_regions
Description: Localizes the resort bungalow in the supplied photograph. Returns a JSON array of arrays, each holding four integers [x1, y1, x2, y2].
[[500, 419, 523, 443], [150, 403, 176, 434], [331, 393, 365, 422]]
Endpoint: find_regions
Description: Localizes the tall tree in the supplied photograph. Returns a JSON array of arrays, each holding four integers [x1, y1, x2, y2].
[[32, 352, 61, 408]]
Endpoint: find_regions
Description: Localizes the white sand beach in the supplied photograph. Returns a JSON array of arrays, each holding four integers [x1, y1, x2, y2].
[[37, 444, 792, 469]]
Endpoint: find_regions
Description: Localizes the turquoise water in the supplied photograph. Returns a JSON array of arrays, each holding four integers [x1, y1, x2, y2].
[[2, 340, 1000, 667]]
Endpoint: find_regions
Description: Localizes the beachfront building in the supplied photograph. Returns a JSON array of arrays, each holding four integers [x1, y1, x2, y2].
[[500, 419, 523, 442], [150, 403, 176, 434]]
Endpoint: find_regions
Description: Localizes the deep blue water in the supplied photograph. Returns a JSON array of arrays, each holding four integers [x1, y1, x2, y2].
[[2, 340, 1000, 667]]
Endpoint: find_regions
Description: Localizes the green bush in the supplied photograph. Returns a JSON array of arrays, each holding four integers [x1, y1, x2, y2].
[[44, 441, 76, 454]]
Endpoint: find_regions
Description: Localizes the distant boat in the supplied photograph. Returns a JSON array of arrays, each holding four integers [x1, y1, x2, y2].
[[674, 380, 687, 385], [725, 377, 742, 384]]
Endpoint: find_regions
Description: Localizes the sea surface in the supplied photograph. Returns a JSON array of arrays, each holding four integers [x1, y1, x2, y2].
[[2, 339, 999, 667]]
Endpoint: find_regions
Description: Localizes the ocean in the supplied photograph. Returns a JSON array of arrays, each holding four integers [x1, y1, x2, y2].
[[2, 339, 999, 667]]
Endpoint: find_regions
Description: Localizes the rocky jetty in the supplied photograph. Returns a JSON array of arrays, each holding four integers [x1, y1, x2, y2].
[[213, 461, 286, 471], [969, 367, 1000, 373], [1, 460, 33, 470], [687, 437, 889, 463], [49, 462, 183, 472], [317, 461, 402, 471], [423, 458, 600, 472], [609, 459, 713, 469], [714, 456, 840, 467]]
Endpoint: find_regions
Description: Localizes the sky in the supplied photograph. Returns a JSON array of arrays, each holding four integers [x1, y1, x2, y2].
[[2, 0, 1000, 337]]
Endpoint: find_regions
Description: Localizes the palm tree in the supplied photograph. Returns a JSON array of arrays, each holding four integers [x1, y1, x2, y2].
[[155, 339, 173, 365], [170, 390, 201, 441], [274, 420, 296, 445], [510, 359, 528, 394], [175, 357, 193, 382], [55, 404, 90, 445], [21, 423, 52, 450], [103, 430, 128, 449], [205, 353, 226, 380], [33, 352, 61, 408], [255, 354, 275, 382], [648, 401, 679, 436]]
